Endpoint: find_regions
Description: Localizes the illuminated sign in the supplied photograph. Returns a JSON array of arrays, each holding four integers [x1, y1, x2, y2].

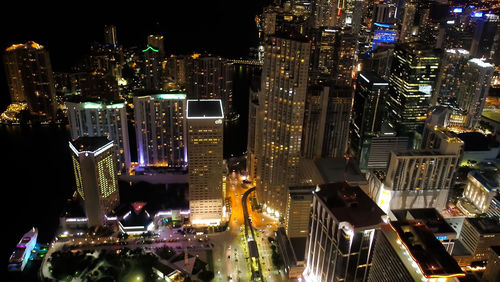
[[472, 11, 483, 18], [373, 30, 397, 43], [142, 45, 159, 53], [452, 7, 463, 14], [436, 235, 448, 240]]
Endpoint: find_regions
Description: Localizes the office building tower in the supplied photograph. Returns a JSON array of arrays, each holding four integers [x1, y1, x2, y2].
[[104, 25, 118, 46], [350, 72, 389, 155], [456, 58, 494, 129], [69, 137, 120, 227], [187, 99, 224, 226], [133, 93, 187, 168], [432, 49, 470, 106], [457, 217, 500, 265], [399, 4, 416, 43], [255, 34, 310, 218], [310, 0, 338, 28], [66, 100, 131, 174], [470, 14, 499, 60], [385, 142, 462, 192], [285, 186, 314, 238], [368, 220, 465, 282], [359, 135, 409, 172], [386, 42, 441, 133], [3, 41, 57, 120], [463, 170, 499, 215], [141, 44, 163, 90], [188, 56, 234, 115], [304, 182, 386, 282], [164, 55, 188, 88], [147, 35, 165, 58], [302, 84, 352, 159]]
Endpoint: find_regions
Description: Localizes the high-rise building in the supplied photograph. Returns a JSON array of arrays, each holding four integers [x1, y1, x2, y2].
[[133, 93, 187, 168], [304, 182, 386, 281], [141, 45, 163, 90], [147, 35, 165, 58], [302, 84, 352, 159], [186, 99, 224, 226], [246, 83, 262, 182], [104, 25, 118, 46], [69, 136, 120, 227], [368, 220, 465, 281], [66, 100, 131, 174], [3, 41, 57, 120], [432, 49, 470, 106], [350, 72, 389, 155], [457, 217, 500, 266], [285, 186, 314, 238], [456, 58, 494, 129], [470, 14, 499, 60], [358, 134, 409, 172], [386, 42, 441, 134], [188, 56, 234, 115], [255, 34, 310, 218]]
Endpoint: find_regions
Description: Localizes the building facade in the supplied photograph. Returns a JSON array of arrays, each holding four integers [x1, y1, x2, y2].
[[66, 101, 131, 174], [3, 41, 57, 120], [186, 99, 224, 226], [69, 137, 120, 227], [133, 93, 187, 168]]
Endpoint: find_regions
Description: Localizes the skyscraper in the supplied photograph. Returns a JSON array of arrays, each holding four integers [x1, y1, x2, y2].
[[3, 41, 57, 121], [133, 93, 187, 168], [350, 72, 389, 156], [432, 49, 470, 106], [456, 58, 494, 129], [104, 25, 118, 46], [69, 136, 120, 227], [186, 99, 224, 226], [66, 100, 131, 174], [304, 182, 386, 281], [255, 34, 310, 218], [147, 35, 165, 58], [141, 45, 163, 90], [470, 14, 499, 60], [302, 84, 353, 159], [386, 42, 441, 134], [188, 56, 234, 115]]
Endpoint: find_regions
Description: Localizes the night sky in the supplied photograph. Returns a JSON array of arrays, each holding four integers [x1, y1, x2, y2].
[[0, 0, 270, 108]]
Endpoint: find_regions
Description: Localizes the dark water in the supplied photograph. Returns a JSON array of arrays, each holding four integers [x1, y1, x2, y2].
[[1, 124, 75, 280]]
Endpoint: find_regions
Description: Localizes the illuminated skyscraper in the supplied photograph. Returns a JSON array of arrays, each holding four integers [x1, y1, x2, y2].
[[350, 72, 389, 156], [104, 25, 118, 46], [188, 56, 234, 115], [3, 41, 57, 120], [255, 34, 310, 218], [432, 49, 470, 106], [147, 35, 165, 58], [141, 45, 163, 90], [133, 93, 187, 168], [66, 100, 131, 174], [470, 14, 499, 60], [456, 58, 494, 129], [386, 42, 441, 134], [69, 137, 120, 227], [186, 99, 224, 226], [304, 182, 385, 281]]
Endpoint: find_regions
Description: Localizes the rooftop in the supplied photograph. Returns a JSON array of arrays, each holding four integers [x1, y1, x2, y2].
[[357, 72, 388, 87], [315, 182, 385, 229], [314, 158, 366, 184], [186, 99, 224, 119], [466, 217, 500, 234], [70, 136, 113, 153], [391, 208, 456, 236], [6, 41, 44, 52], [390, 220, 465, 279]]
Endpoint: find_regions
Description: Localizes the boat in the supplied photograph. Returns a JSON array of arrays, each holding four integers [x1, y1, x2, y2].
[[8, 227, 38, 271]]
